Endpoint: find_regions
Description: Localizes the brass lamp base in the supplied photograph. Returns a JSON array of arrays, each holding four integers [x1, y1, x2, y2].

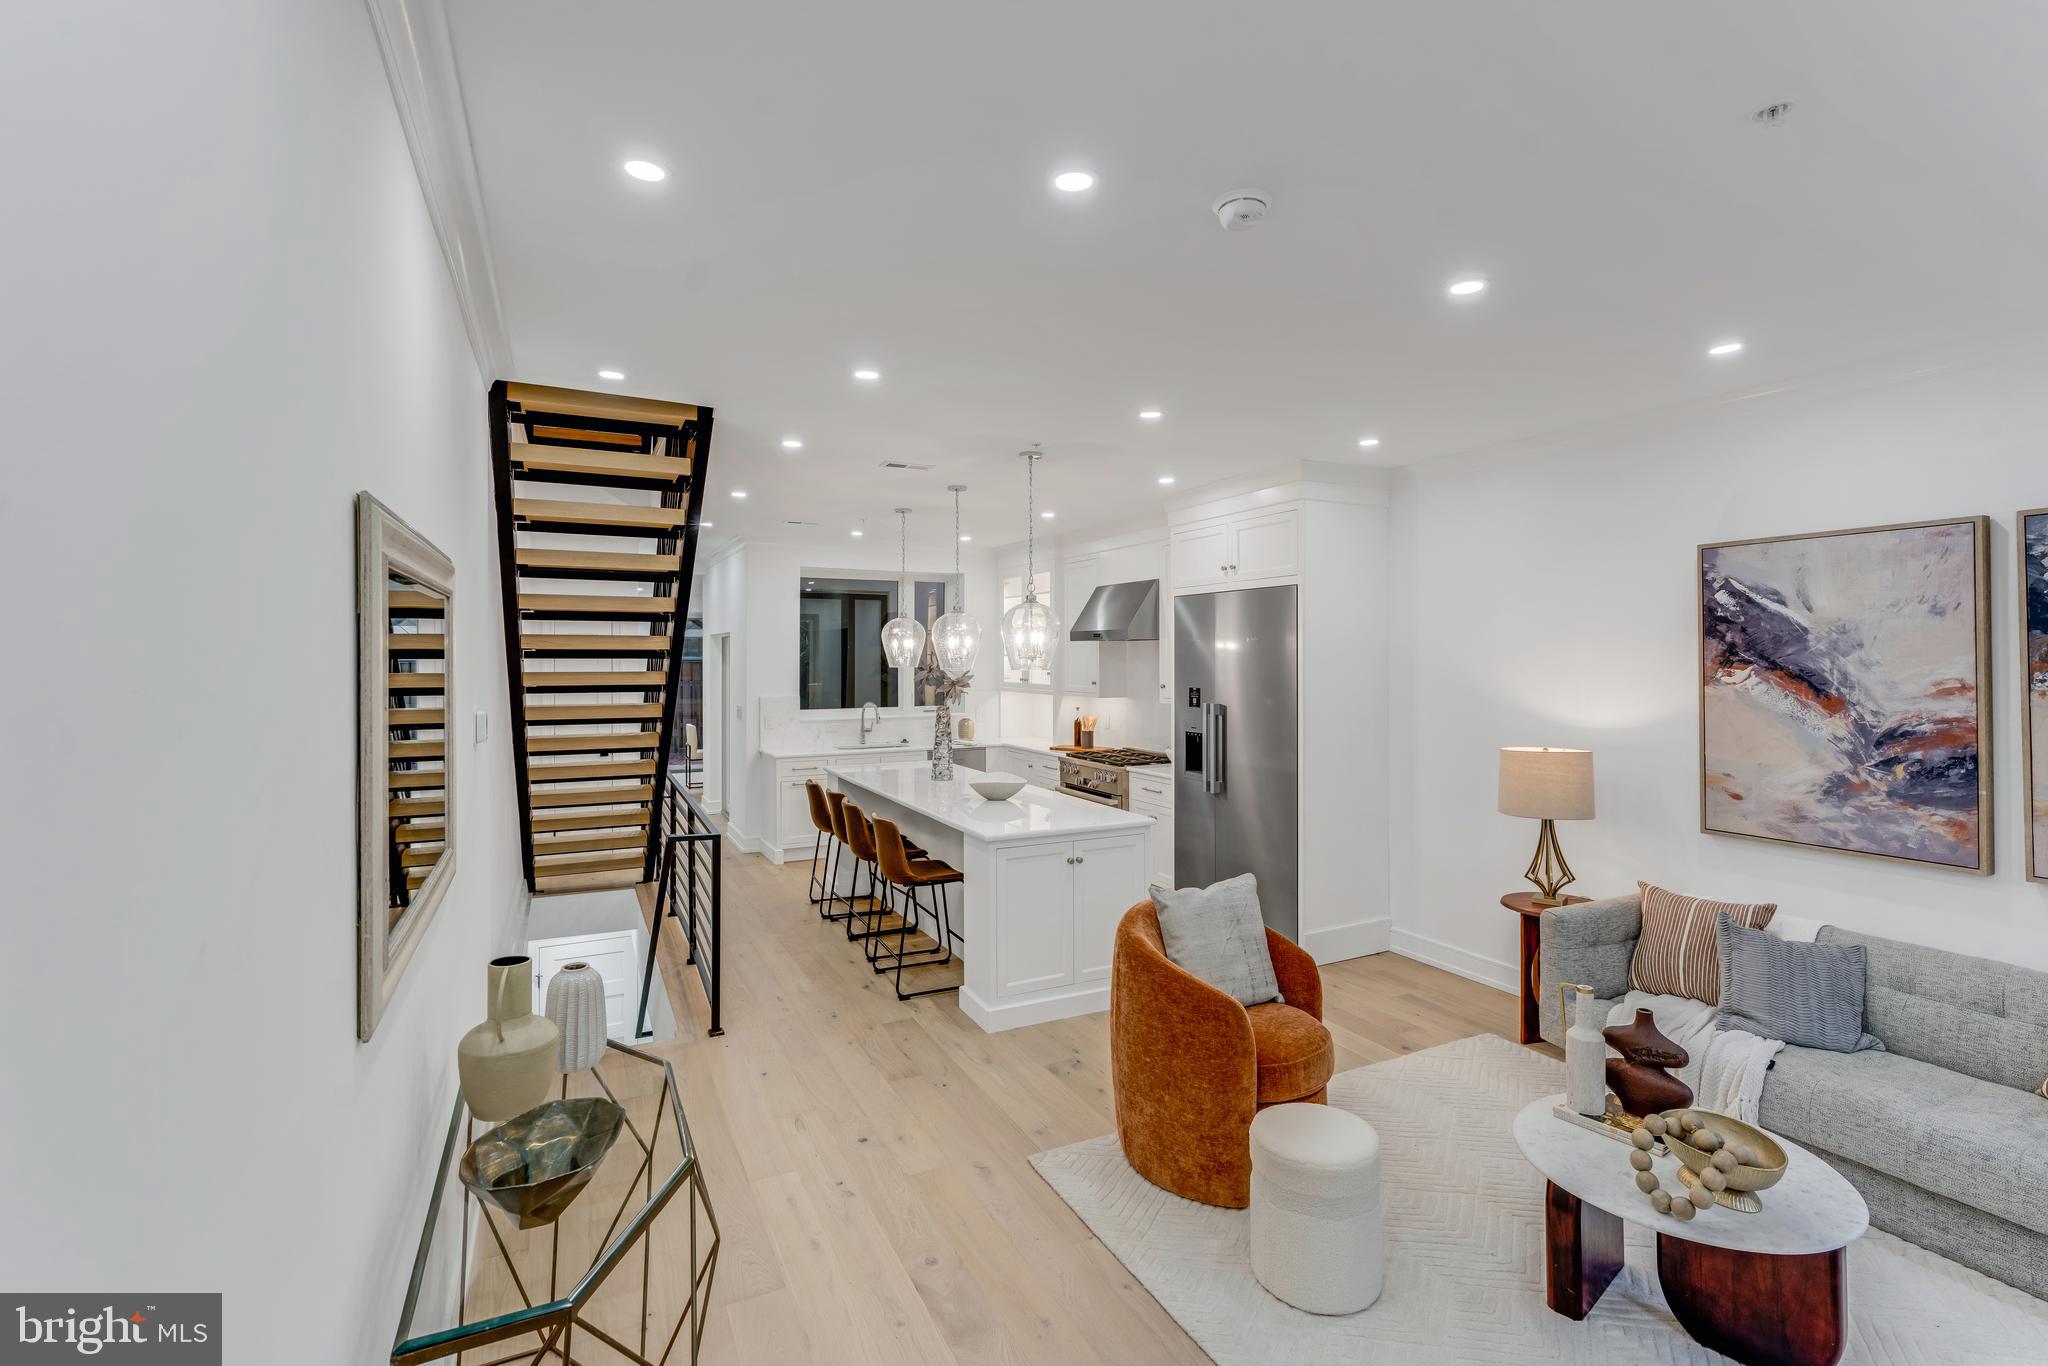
[[1524, 818, 1576, 906]]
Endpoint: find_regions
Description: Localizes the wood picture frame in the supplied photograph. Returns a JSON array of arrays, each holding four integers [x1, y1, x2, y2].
[[358, 492, 457, 1040], [2023, 507, 2048, 884], [1699, 516, 1992, 875]]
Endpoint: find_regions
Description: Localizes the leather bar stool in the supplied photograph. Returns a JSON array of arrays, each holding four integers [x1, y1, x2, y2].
[[803, 781, 838, 909], [869, 815, 964, 1000], [837, 801, 897, 944]]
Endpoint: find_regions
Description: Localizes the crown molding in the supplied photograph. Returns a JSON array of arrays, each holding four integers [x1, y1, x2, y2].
[[364, 0, 513, 380]]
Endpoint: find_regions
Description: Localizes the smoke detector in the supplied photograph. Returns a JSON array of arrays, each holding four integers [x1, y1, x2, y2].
[[1212, 188, 1271, 232]]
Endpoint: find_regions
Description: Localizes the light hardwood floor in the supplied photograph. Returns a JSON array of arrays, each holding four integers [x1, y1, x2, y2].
[[635, 840, 1523, 1366]]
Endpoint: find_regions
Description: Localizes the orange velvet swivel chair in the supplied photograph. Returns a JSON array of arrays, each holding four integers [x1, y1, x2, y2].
[[1109, 901, 1334, 1208]]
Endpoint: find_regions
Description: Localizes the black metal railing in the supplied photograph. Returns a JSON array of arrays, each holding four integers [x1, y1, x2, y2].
[[635, 772, 724, 1039]]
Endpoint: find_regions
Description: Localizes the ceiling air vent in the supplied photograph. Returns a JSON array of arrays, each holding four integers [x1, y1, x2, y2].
[[1751, 101, 1794, 125], [784, 519, 819, 527], [879, 460, 936, 471]]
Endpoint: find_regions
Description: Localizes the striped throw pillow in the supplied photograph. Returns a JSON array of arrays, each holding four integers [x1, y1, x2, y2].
[[1628, 881, 1775, 1005]]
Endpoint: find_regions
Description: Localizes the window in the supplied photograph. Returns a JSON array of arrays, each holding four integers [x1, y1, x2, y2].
[[797, 570, 960, 710], [1000, 571, 1054, 687]]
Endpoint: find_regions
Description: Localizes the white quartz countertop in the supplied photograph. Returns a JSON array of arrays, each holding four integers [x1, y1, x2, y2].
[[828, 764, 1154, 843], [761, 740, 929, 760]]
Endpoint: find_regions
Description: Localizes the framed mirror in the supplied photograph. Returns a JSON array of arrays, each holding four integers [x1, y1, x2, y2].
[[357, 493, 457, 1040]]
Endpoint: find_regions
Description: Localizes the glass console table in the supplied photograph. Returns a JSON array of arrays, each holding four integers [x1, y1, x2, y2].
[[392, 1041, 719, 1365]]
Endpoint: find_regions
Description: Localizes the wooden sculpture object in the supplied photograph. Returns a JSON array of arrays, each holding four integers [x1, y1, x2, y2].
[[1602, 1007, 1693, 1117]]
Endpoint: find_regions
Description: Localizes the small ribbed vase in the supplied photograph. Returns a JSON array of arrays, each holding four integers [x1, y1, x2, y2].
[[457, 956, 559, 1122], [545, 962, 608, 1073]]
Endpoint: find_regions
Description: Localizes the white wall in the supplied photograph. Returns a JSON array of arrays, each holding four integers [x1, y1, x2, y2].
[[1388, 342, 2048, 991], [0, 4, 523, 1361]]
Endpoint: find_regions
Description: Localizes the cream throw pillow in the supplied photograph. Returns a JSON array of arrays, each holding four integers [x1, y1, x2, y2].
[[1627, 881, 1775, 1006]]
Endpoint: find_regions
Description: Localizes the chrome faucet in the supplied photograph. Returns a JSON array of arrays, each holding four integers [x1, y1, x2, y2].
[[859, 701, 879, 745]]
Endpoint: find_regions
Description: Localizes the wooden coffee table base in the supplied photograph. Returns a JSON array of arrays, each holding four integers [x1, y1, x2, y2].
[[1657, 1235, 1848, 1366], [1544, 1180, 1849, 1366]]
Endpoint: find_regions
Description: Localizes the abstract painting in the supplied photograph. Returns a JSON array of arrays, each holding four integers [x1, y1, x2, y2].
[[1700, 517, 1990, 873], [2024, 509, 2048, 883]]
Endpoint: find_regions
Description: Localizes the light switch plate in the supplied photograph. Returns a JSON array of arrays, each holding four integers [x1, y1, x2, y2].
[[474, 709, 489, 744]]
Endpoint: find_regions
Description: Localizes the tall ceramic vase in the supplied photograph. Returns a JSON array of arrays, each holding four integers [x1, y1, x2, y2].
[[544, 962, 608, 1073], [931, 698, 954, 781], [1564, 984, 1607, 1117], [458, 955, 560, 1123]]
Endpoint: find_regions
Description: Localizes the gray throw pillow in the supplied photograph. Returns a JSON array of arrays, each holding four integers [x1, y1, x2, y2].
[[1716, 913, 1885, 1053], [1151, 873, 1282, 1007]]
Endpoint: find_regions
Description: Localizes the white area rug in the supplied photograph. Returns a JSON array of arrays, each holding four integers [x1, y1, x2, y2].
[[1030, 1034, 2048, 1364]]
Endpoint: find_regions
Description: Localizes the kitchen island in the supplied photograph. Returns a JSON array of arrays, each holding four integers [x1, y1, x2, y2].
[[826, 765, 1154, 1033]]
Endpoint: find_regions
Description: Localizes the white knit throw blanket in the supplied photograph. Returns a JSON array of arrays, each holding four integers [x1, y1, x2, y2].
[[1606, 992, 1782, 1124]]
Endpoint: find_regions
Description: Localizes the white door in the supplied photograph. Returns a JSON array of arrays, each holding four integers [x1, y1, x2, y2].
[[1230, 509, 1300, 582], [531, 930, 639, 1041], [1071, 830, 1149, 985], [992, 839, 1077, 995], [1171, 524, 1232, 591], [1063, 555, 1102, 695]]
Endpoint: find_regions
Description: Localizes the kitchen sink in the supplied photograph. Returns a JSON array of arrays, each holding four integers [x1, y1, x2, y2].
[[832, 742, 915, 751]]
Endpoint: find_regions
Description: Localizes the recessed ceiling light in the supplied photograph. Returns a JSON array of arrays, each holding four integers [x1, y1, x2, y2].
[[1357, 436, 1381, 449], [781, 438, 803, 449], [597, 368, 625, 381], [1053, 170, 1095, 193], [700, 520, 713, 528], [852, 368, 880, 381], [1447, 278, 1487, 297], [1042, 511, 1056, 519], [1708, 340, 1746, 357], [622, 160, 667, 182], [850, 529, 864, 537], [1157, 475, 1176, 486], [1138, 409, 1163, 421], [730, 490, 747, 499], [959, 534, 973, 542]]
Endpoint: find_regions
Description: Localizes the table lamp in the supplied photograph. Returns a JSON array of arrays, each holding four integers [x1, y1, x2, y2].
[[1498, 746, 1594, 905]]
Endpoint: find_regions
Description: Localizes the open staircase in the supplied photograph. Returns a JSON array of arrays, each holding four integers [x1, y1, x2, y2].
[[489, 381, 714, 894]]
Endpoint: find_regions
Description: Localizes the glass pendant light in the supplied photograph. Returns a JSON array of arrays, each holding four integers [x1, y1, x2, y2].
[[930, 484, 981, 677], [1000, 446, 1059, 675], [880, 507, 926, 669]]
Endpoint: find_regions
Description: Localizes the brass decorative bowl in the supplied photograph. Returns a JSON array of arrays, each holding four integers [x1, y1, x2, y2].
[[460, 1097, 626, 1229], [1661, 1108, 1788, 1201]]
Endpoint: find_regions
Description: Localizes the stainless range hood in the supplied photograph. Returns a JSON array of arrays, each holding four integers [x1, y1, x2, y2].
[[1069, 579, 1160, 641]]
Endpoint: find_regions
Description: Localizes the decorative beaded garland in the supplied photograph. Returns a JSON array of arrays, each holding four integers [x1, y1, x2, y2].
[[1623, 1107, 1761, 1219]]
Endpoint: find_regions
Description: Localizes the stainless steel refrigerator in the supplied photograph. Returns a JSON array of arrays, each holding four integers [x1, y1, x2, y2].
[[1174, 585, 1300, 938]]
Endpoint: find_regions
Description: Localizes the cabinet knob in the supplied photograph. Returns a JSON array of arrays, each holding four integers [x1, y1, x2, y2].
[[1065, 856, 1075, 864]]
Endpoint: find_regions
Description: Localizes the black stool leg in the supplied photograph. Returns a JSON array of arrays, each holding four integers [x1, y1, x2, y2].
[[806, 831, 826, 904]]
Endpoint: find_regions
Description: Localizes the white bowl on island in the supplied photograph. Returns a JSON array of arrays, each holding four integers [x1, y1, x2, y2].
[[968, 773, 1027, 802]]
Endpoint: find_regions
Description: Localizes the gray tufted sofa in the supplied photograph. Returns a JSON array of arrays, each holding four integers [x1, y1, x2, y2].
[[1539, 892, 2048, 1298]]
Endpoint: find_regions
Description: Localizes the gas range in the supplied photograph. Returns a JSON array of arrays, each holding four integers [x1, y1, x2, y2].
[[1058, 748, 1171, 808]]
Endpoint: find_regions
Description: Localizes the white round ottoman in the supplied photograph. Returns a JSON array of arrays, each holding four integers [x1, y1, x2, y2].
[[1248, 1102, 1383, 1315]]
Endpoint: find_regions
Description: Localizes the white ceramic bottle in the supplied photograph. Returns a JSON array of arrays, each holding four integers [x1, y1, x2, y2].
[[1564, 984, 1607, 1117], [457, 955, 560, 1122]]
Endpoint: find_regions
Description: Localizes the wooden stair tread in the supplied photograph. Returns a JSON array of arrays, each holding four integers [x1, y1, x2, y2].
[[389, 769, 447, 790], [390, 797, 445, 818], [524, 671, 667, 689], [532, 850, 646, 875], [529, 784, 654, 810], [524, 703, 664, 723], [387, 673, 445, 692], [516, 547, 682, 576], [529, 759, 657, 783], [388, 708, 445, 728], [392, 822, 446, 845], [514, 499, 688, 531], [519, 593, 676, 616], [389, 590, 446, 615], [389, 739, 445, 760], [531, 424, 641, 447], [388, 634, 445, 654], [533, 868, 649, 895], [511, 448, 690, 484], [531, 831, 651, 856], [521, 634, 672, 653], [529, 809, 651, 834], [505, 383, 697, 427], [526, 731, 661, 753], [401, 844, 449, 868]]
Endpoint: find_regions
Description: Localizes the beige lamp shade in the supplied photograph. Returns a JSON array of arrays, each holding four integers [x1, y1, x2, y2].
[[1498, 746, 1594, 820]]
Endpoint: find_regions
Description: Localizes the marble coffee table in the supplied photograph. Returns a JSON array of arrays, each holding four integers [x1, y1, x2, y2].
[[1514, 1095, 1868, 1366]]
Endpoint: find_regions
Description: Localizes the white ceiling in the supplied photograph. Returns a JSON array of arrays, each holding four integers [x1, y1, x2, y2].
[[446, 0, 2048, 555]]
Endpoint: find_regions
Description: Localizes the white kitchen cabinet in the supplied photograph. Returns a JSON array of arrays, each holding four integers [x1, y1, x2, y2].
[[773, 751, 925, 859], [1128, 770, 1174, 892], [1071, 831, 1148, 984], [1061, 554, 1103, 695], [990, 828, 1147, 996], [1170, 507, 1301, 593], [996, 746, 1059, 790]]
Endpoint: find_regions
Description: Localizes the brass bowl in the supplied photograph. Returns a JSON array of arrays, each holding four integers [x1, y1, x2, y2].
[[460, 1097, 625, 1229], [1661, 1109, 1788, 1195]]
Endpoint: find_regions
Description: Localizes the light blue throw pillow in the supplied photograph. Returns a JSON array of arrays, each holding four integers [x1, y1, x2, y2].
[[1151, 873, 1282, 1007], [1716, 913, 1885, 1053]]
